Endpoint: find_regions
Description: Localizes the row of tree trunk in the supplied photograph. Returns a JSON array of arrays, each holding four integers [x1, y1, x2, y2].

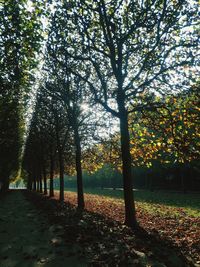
[[28, 130, 84, 210]]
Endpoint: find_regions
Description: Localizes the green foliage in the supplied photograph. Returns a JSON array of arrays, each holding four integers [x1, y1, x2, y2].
[[0, 0, 46, 190]]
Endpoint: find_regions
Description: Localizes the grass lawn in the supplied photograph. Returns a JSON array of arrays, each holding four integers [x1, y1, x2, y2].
[[61, 187, 200, 217], [51, 188, 200, 263]]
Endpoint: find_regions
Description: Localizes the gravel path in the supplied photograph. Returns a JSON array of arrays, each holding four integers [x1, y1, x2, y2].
[[0, 190, 86, 267]]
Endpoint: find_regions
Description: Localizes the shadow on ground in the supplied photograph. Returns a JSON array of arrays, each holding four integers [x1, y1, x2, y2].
[[0, 190, 86, 267], [23, 190, 196, 267]]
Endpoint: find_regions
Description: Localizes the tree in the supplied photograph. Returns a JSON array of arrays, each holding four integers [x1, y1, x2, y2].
[[23, 82, 74, 200], [0, 0, 46, 192], [43, 12, 101, 208], [58, 0, 199, 228], [51, 93, 71, 201], [138, 87, 200, 192]]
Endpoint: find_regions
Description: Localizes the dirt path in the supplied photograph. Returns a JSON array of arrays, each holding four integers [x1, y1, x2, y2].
[[0, 190, 86, 267]]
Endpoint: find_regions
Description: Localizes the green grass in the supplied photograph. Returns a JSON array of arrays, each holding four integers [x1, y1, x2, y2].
[[63, 187, 200, 217]]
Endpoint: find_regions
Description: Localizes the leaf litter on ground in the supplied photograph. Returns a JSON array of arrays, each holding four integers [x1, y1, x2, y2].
[[25, 190, 199, 267]]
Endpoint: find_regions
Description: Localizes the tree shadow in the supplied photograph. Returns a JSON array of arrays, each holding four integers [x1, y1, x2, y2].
[[0, 190, 86, 267], [24, 190, 196, 267], [133, 225, 194, 267]]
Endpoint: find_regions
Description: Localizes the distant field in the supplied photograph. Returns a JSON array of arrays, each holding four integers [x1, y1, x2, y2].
[[59, 187, 200, 217]]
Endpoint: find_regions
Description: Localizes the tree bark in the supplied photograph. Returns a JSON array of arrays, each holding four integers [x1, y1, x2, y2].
[[33, 174, 36, 191], [43, 164, 47, 195], [74, 127, 84, 209], [49, 154, 54, 197], [58, 150, 64, 201], [55, 122, 65, 202], [118, 97, 137, 228], [27, 176, 32, 190], [36, 178, 40, 192], [39, 170, 43, 193], [1, 179, 9, 193], [41, 147, 47, 195]]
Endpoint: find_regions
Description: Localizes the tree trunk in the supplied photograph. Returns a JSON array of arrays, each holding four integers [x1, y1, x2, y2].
[[58, 150, 64, 202], [27, 177, 32, 190], [55, 125, 64, 201], [118, 100, 137, 228], [1, 179, 9, 193], [30, 180, 32, 191], [41, 149, 47, 195], [74, 128, 84, 209], [33, 174, 36, 191], [49, 155, 54, 197], [43, 164, 47, 195], [36, 178, 40, 192], [39, 171, 43, 193]]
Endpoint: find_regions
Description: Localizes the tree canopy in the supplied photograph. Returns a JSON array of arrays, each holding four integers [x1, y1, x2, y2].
[[0, 0, 199, 229]]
